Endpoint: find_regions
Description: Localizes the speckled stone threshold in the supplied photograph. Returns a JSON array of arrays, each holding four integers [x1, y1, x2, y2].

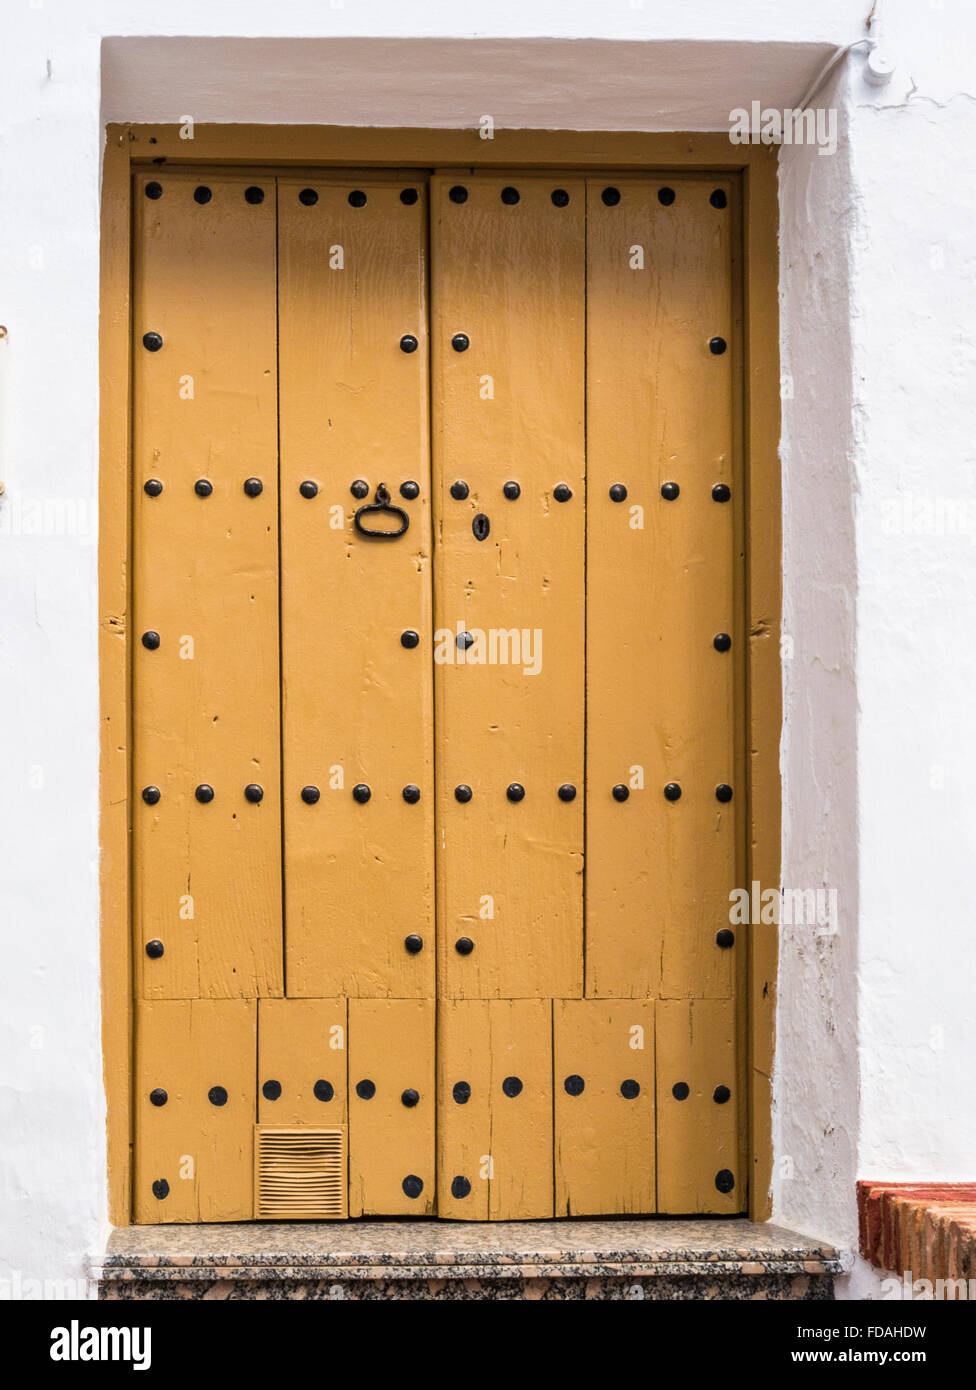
[[96, 1219, 842, 1300]]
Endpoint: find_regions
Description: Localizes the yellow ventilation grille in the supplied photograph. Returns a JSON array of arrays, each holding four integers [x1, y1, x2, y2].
[[254, 1126, 347, 1220]]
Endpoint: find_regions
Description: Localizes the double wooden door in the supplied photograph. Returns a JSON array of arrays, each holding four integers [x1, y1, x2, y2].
[[130, 169, 745, 1222]]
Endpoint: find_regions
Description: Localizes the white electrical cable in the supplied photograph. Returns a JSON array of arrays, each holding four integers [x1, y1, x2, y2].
[[796, 38, 876, 112]]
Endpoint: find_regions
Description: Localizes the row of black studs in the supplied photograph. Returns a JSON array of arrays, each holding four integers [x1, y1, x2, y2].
[[140, 781, 733, 805], [142, 330, 726, 358], [141, 476, 732, 504], [145, 182, 728, 211]]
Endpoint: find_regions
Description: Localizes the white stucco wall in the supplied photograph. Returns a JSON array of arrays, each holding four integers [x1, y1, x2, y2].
[[1, 0, 973, 1297]]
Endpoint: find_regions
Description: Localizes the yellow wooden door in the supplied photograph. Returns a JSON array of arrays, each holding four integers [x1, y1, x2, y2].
[[130, 169, 744, 1222]]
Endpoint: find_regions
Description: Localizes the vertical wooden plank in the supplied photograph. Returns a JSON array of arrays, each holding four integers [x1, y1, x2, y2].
[[656, 999, 739, 1214], [133, 999, 256, 1223], [258, 998, 348, 1126], [277, 177, 433, 999], [554, 999, 654, 1216], [131, 171, 282, 1000], [99, 125, 133, 1224], [348, 999, 435, 1215], [585, 175, 738, 1003], [437, 999, 553, 1219], [430, 174, 585, 1000]]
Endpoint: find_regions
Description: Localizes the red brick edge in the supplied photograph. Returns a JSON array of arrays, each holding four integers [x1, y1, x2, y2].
[[857, 1181, 976, 1282]]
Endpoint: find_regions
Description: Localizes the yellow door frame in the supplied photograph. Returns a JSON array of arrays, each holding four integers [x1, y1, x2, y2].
[[99, 124, 781, 1226]]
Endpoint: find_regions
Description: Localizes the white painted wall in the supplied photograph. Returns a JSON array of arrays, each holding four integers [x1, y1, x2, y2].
[[1, 0, 973, 1297]]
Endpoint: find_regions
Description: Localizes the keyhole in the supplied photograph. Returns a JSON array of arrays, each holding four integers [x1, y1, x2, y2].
[[472, 513, 491, 541]]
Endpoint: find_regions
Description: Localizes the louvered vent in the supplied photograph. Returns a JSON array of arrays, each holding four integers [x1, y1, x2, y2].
[[254, 1126, 347, 1220]]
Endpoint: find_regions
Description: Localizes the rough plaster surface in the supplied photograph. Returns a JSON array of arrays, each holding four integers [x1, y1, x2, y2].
[[1, 0, 973, 1296]]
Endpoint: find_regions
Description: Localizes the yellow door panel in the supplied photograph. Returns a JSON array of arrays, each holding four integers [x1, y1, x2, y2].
[[585, 176, 738, 1001], [554, 999, 655, 1216], [348, 999, 435, 1215], [430, 175, 585, 999], [132, 171, 282, 1000], [134, 999, 256, 1223], [438, 998, 553, 1220], [277, 178, 434, 999], [258, 998, 348, 1126], [656, 999, 739, 1213]]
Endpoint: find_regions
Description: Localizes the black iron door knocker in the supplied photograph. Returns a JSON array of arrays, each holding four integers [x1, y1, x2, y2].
[[354, 483, 410, 539]]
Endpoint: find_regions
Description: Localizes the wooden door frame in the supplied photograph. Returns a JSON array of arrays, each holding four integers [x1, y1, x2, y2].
[[100, 124, 781, 1225]]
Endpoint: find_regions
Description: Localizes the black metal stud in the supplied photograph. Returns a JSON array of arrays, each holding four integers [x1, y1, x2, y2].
[[144, 478, 163, 497], [314, 1080, 334, 1102], [716, 928, 735, 949], [455, 937, 474, 955], [149, 1088, 168, 1107], [620, 1080, 641, 1099], [142, 631, 160, 650], [300, 480, 318, 498], [145, 181, 163, 200], [298, 188, 318, 206], [712, 483, 732, 502], [400, 188, 419, 205], [348, 190, 367, 208], [244, 784, 264, 803], [715, 1169, 735, 1194], [713, 1085, 731, 1104], [658, 186, 676, 205], [553, 483, 572, 502], [715, 784, 733, 803], [142, 786, 161, 805], [602, 186, 621, 206], [709, 337, 727, 355], [301, 785, 320, 804], [609, 483, 628, 502], [194, 186, 212, 205], [404, 934, 423, 954], [352, 783, 371, 804], [350, 479, 370, 499], [710, 189, 728, 209], [401, 630, 420, 649], [451, 333, 470, 352], [262, 1080, 282, 1101], [399, 335, 419, 353], [451, 1176, 472, 1199], [244, 186, 264, 204], [564, 1074, 585, 1097], [243, 477, 263, 497], [449, 185, 468, 203], [612, 784, 630, 802], [194, 479, 213, 497], [142, 332, 163, 352], [502, 1076, 523, 1098], [400, 480, 420, 499], [472, 513, 490, 541], [558, 784, 577, 802], [152, 1179, 169, 1200], [551, 189, 570, 207], [661, 481, 680, 501], [454, 784, 472, 803], [195, 784, 215, 804], [402, 1175, 423, 1198], [503, 481, 521, 499], [145, 939, 164, 959], [672, 1082, 690, 1101], [713, 632, 732, 652], [401, 1088, 420, 1108], [453, 1081, 471, 1104], [500, 186, 520, 205], [402, 784, 421, 803], [450, 480, 469, 500], [663, 783, 682, 802], [506, 783, 525, 802], [356, 1080, 376, 1100], [208, 1086, 228, 1106]]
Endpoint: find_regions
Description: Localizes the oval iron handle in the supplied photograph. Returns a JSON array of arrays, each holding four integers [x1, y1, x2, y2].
[[353, 484, 409, 540]]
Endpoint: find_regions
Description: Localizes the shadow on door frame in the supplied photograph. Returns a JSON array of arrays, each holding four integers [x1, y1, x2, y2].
[[99, 123, 781, 1227]]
